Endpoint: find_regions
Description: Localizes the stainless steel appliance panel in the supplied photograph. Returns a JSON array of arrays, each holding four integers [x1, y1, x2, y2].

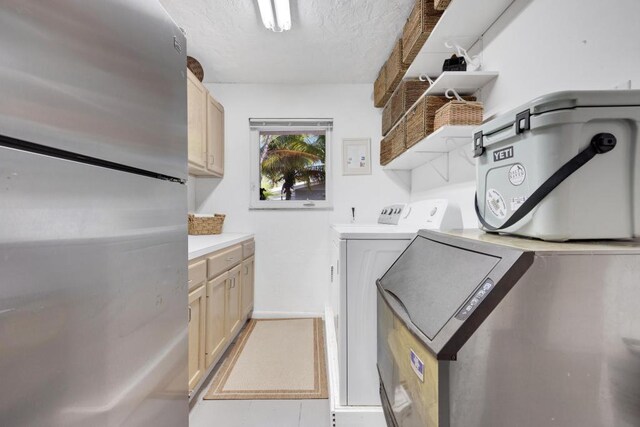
[[450, 253, 640, 427], [380, 238, 499, 340], [0, 0, 187, 179], [0, 146, 188, 426]]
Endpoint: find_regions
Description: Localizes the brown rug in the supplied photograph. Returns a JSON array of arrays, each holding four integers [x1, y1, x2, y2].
[[204, 318, 328, 400]]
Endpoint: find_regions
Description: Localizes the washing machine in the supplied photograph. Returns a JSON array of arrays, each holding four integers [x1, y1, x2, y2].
[[326, 199, 461, 426]]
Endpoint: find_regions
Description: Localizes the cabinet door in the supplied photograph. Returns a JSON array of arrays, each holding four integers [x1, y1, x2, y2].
[[188, 285, 206, 395], [241, 256, 255, 319], [226, 265, 242, 338], [187, 69, 207, 171], [205, 271, 227, 369], [206, 94, 224, 177]]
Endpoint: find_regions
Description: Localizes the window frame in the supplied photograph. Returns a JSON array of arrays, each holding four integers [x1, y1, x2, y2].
[[249, 119, 333, 210]]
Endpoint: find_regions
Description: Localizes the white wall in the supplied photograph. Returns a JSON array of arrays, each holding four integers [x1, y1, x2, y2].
[[189, 0, 640, 316], [193, 84, 409, 316], [411, 0, 640, 202]]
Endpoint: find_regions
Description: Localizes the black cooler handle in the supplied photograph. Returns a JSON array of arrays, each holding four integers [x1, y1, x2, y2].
[[475, 133, 617, 231]]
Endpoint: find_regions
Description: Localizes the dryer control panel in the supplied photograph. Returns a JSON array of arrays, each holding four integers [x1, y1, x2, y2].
[[378, 204, 406, 225]]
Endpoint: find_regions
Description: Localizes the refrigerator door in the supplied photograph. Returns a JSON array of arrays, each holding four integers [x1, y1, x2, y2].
[[0, 146, 188, 426], [0, 0, 187, 180]]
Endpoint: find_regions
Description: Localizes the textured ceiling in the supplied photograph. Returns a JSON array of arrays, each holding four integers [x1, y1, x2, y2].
[[159, 0, 414, 83]]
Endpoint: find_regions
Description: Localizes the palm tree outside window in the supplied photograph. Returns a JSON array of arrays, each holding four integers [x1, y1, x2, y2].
[[249, 119, 333, 209]]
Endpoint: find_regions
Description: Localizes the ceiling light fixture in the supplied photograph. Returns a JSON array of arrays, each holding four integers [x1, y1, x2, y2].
[[257, 0, 291, 32]]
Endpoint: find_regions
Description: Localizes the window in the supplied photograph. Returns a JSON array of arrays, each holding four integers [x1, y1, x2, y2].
[[249, 119, 333, 209]]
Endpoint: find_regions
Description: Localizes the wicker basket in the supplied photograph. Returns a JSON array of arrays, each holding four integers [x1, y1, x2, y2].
[[434, 0, 452, 11], [188, 213, 225, 235], [402, 0, 443, 65], [380, 119, 406, 165], [434, 100, 484, 131], [406, 95, 476, 147], [382, 79, 431, 136], [374, 65, 389, 108], [385, 40, 409, 97], [187, 56, 204, 82]]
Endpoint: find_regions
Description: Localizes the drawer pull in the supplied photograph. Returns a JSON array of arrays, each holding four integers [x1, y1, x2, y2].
[[226, 257, 235, 262], [188, 305, 192, 322]]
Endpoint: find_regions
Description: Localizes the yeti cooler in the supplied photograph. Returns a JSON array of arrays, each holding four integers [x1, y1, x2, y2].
[[474, 90, 640, 241]]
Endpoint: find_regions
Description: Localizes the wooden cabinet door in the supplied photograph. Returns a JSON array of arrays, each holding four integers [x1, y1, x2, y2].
[[205, 271, 227, 369], [226, 265, 242, 338], [206, 94, 224, 177], [187, 69, 207, 171], [188, 285, 206, 395], [241, 256, 255, 319]]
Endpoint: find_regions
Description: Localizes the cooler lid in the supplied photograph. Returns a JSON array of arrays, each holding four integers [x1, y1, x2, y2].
[[378, 230, 534, 359], [477, 90, 640, 137]]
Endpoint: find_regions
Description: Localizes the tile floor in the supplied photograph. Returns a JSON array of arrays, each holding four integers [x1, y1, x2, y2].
[[189, 375, 330, 427], [189, 324, 331, 427]]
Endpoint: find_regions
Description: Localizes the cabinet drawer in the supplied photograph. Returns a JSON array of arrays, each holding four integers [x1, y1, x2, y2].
[[188, 259, 207, 291], [207, 245, 243, 279], [243, 240, 255, 259]]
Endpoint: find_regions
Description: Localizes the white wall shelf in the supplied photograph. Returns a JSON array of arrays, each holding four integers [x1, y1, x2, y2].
[[404, 0, 514, 78], [382, 125, 475, 171], [424, 71, 499, 95]]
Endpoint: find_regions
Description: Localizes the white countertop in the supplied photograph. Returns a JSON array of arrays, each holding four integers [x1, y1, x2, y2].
[[188, 233, 254, 260]]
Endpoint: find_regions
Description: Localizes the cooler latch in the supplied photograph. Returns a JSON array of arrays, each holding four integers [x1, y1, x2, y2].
[[515, 109, 531, 134], [473, 131, 484, 158]]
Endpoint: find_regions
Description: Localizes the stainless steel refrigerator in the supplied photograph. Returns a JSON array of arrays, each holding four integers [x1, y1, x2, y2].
[[0, 1, 188, 425]]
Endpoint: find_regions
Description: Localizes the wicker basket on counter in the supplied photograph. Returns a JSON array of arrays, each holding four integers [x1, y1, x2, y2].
[[434, 100, 484, 131], [188, 213, 225, 235]]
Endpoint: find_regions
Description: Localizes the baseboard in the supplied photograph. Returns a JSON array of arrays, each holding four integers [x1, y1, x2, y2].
[[251, 310, 324, 319]]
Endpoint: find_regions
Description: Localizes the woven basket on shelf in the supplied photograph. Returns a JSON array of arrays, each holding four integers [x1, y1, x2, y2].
[[434, 0, 452, 11], [402, 0, 443, 65], [406, 95, 476, 147], [380, 119, 406, 166], [374, 65, 389, 108], [434, 100, 484, 131], [188, 213, 225, 235], [187, 56, 204, 82], [385, 39, 409, 96], [382, 79, 431, 136]]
